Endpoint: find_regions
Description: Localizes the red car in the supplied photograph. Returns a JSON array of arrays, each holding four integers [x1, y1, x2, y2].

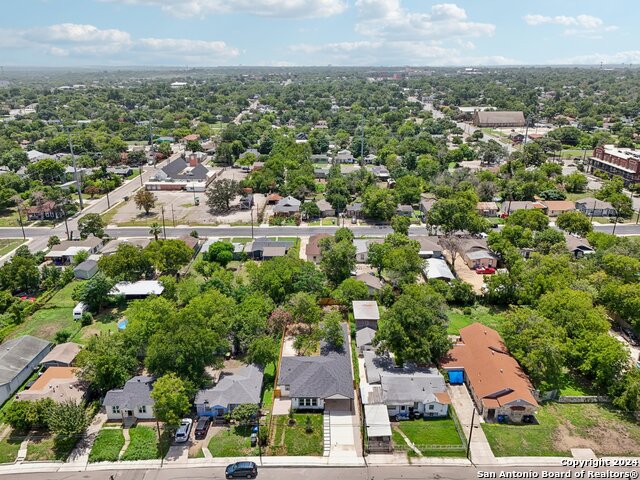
[[476, 267, 496, 275]]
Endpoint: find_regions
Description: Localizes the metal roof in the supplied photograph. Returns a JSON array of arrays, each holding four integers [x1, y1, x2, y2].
[[0, 336, 51, 386]]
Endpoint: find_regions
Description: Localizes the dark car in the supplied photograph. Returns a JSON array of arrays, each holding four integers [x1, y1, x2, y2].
[[226, 461, 258, 479], [194, 417, 211, 439]]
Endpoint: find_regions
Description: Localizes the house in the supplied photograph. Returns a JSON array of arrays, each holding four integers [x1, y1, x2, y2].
[[314, 168, 330, 180], [459, 239, 498, 269], [182, 133, 199, 143], [106, 166, 133, 176], [311, 154, 330, 163], [0, 336, 52, 406], [364, 154, 378, 164], [564, 233, 595, 258], [26, 150, 55, 163], [246, 238, 293, 260], [74, 259, 99, 280], [306, 234, 330, 263], [353, 300, 380, 330], [179, 234, 200, 253], [345, 203, 364, 219], [111, 280, 164, 299], [334, 149, 354, 164], [353, 239, 370, 263], [476, 202, 499, 217], [441, 323, 538, 423], [101, 238, 151, 256], [277, 324, 354, 412], [419, 198, 437, 219], [396, 204, 413, 217], [356, 327, 376, 355], [362, 352, 450, 419], [262, 246, 289, 259], [355, 272, 383, 295], [472, 111, 526, 128], [145, 157, 217, 191], [273, 196, 301, 215], [103, 376, 155, 422], [422, 258, 455, 281], [40, 342, 82, 368], [499, 201, 541, 215], [541, 200, 575, 217], [575, 198, 617, 217], [315, 199, 335, 217], [371, 165, 390, 180], [195, 364, 263, 420], [16, 367, 86, 404], [265, 193, 282, 205], [414, 236, 443, 258], [26, 200, 63, 221], [45, 237, 103, 266], [364, 404, 393, 453]]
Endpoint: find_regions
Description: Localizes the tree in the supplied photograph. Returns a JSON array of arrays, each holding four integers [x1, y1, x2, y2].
[[72, 250, 89, 266], [505, 209, 549, 231], [332, 278, 369, 304], [563, 172, 588, 193], [5, 399, 54, 431], [47, 400, 90, 436], [247, 336, 279, 368], [394, 176, 423, 204], [76, 272, 115, 312], [203, 241, 235, 266], [231, 404, 260, 425], [150, 374, 190, 428], [367, 242, 386, 276], [287, 292, 321, 325], [321, 311, 344, 349], [26, 159, 65, 185], [134, 189, 157, 215], [319, 237, 356, 285], [391, 215, 411, 235], [374, 285, 450, 366], [78, 334, 136, 396], [98, 243, 153, 282], [145, 239, 193, 275], [300, 202, 320, 220], [383, 244, 422, 286], [47, 236, 61, 248], [267, 307, 293, 335], [362, 187, 396, 221], [556, 211, 592, 237], [206, 178, 240, 214], [149, 222, 162, 241], [334, 227, 354, 243], [186, 140, 202, 152], [78, 213, 105, 239]]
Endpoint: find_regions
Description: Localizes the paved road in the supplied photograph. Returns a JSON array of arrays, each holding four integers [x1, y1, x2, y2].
[[10, 465, 640, 480]]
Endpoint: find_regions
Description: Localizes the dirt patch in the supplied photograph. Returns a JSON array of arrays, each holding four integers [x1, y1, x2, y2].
[[553, 418, 640, 455]]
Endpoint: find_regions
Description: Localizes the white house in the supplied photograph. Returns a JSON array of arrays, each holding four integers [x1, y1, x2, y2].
[[103, 376, 155, 423]]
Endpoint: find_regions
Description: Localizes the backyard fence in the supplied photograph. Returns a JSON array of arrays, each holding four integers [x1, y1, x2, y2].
[[557, 395, 610, 404]]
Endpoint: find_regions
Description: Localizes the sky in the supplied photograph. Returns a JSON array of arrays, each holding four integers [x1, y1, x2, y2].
[[0, 0, 637, 67]]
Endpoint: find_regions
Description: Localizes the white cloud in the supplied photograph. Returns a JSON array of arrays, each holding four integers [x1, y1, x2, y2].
[[101, 0, 346, 18], [523, 13, 617, 37], [33, 23, 132, 44], [138, 38, 238, 57], [553, 50, 640, 65]]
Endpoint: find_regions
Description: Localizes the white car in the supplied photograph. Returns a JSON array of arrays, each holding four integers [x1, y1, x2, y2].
[[175, 418, 193, 443]]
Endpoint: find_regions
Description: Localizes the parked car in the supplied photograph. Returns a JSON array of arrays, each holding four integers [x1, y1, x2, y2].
[[475, 267, 496, 275], [194, 417, 211, 439], [175, 418, 193, 443], [225, 461, 258, 479]]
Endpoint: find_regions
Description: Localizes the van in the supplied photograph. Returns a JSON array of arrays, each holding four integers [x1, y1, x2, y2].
[[194, 417, 211, 439], [72, 302, 88, 320]]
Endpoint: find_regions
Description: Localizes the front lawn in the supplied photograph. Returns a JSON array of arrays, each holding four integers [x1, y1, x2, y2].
[[89, 429, 125, 462], [25, 434, 77, 461], [0, 239, 25, 257], [482, 403, 640, 457], [121, 425, 159, 461], [208, 426, 258, 457], [446, 305, 506, 335], [0, 432, 21, 464], [261, 363, 275, 409], [394, 417, 465, 457], [269, 414, 323, 456]]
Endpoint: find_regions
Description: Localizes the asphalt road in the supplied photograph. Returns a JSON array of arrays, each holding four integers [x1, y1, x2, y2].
[[10, 465, 640, 480]]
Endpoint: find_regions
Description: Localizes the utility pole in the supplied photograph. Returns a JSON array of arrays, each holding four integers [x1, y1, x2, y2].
[[16, 207, 25, 240], [139, 166, 144, 187], [360, 112, 365, 167], [612, 210, 620, 235], [61, 121, 84, 210], [171, 204, 175, 228], [156, 420, 164, 468], [161, 206, 167, 239], [466, 407, 476, 460], [250, 206, 254, 239], [105, 189, 111, 209]]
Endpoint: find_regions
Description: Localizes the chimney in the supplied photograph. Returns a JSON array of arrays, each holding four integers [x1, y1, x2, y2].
[[188, 154, 198, 167]]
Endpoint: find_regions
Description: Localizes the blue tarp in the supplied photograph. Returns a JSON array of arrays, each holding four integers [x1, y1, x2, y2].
[[449, 370, 464, 385]]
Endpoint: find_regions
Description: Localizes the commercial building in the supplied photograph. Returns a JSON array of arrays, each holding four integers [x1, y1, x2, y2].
[[472, 111, 526, 128], [589, 145, 640, 186]]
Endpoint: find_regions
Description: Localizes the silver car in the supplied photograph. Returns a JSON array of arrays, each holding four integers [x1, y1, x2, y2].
[[175, 418, 193, 443]]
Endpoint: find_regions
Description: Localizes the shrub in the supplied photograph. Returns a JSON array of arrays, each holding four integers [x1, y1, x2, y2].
[[463, 307, 472, 316], [54, 330, 72, 344], [80, 312, 93, 327]]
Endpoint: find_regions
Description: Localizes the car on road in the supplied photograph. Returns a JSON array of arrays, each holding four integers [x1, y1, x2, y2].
[[226, 461, 258, 479], [175, 418, 193, 443], [194, 417, 211, 439], [476, 267, 496, 275]]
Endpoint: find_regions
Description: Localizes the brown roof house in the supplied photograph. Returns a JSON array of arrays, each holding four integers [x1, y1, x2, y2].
[[476, 202, 499, 217], [564, 233, 595, 258], [355, 272, 383, 295], [26, 200, 63, 222], [315, 199, 335, 218], [540, 200, 575, 217], [441, 323, 538, 423], [306, 234, 330, 264], [458, 239, 498, 270], [16, 367, 86, 404]]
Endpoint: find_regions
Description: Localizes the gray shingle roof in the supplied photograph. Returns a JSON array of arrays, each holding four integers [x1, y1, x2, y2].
[[278, 325, 353, 399], [356, 327, 376, 348], [247, 237, 293, 254], [161, 158, 210, 181], [103, 376, 155, 410], [195, 364, 263, 408], [0, 336, 52, 386]]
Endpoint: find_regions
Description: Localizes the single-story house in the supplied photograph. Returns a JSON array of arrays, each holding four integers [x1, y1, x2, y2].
[[364, 404, 393, 453], [564, 233, 595, 258], [26, 200, 63, 222], [422, 258, 455, 281], [74, 259, 99, 280], [396, 204, 413, 217], [356, 327, 376, 355], [314, 168, 330, 180], [371, 165, 390, 180], [334, 149, 354, 164], [16, 367, 86, 404], [472, 111, 526, 128], [315, 199, 335, 218], [414, 236, 443, 259], [353, 239, 370, 263], [145, 157, 217, 191], [277, 324, 354, 412], [246, 238, 293, 260], [345, 203, 364, 219], [179, 235, 200, 253], [106, 166, 133, 176], [0, 336, 52, 406], [40, 342, 82, 368], [364, 154, 378, 164], [458, 239, 498, 269], [575, 198, 617, 217], [441, 323, 538, 423], [419, 198, 437, 219], [266, 193, 282, 205], [353, 300, 380, 330], [306, 234, 330, 264], [111, 280, 164, 299], [262, 246, 289, 259], [273, 196, 301, 215], [195, 364, 263, 419], [355, 272, 383, 295], [103, 376, 155, 422], [499, 201, 544, 215], [45, 237, 103, 266], [311, 154, 329, 163], [101, 238, 151, 256], [362, 352, 450, 419], [541, 200, 575, 217], [476, 202, 499, 217]]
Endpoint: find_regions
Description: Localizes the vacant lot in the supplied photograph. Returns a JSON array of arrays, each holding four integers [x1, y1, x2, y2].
[[446, 305, 506, 335], [393, 417, 465, 457], [208, 426, 258, 457], [269, 414, 323, 456], [25, 434, 77, 461], [89, 429, 125, 462], [482, 403, 640, 457]]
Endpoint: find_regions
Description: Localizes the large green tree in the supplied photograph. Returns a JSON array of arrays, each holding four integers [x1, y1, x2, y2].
[[150, 374, 191, 428]]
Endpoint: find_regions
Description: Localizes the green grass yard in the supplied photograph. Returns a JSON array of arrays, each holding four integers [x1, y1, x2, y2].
[[208, 426, 258, 457], [89, 429, 125, 462], [261, 363, 276, 409], [393, 417, 465, 457], [269, 414, 323, 456], [0, 433, 21, 464], [482, 403, 640, 457], [121, 426, 160, 461], [25, 434, 77, 461], [0, 239, 25, 257], [446, 305, 506, 335]]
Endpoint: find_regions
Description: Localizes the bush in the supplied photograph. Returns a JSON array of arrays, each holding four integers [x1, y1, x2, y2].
[[5, 399, 54, 431], [80, 312, 93, 327], [54, 330, 72, 344], [463, 307, 472, 316]]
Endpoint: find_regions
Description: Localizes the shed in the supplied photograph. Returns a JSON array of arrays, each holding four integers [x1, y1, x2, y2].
[[111, 281, 164, 299], [40, 342, 82, 368], [353, 301, 380, 329], [364, 404, 392, 453], [74, 259, 98, 280]]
